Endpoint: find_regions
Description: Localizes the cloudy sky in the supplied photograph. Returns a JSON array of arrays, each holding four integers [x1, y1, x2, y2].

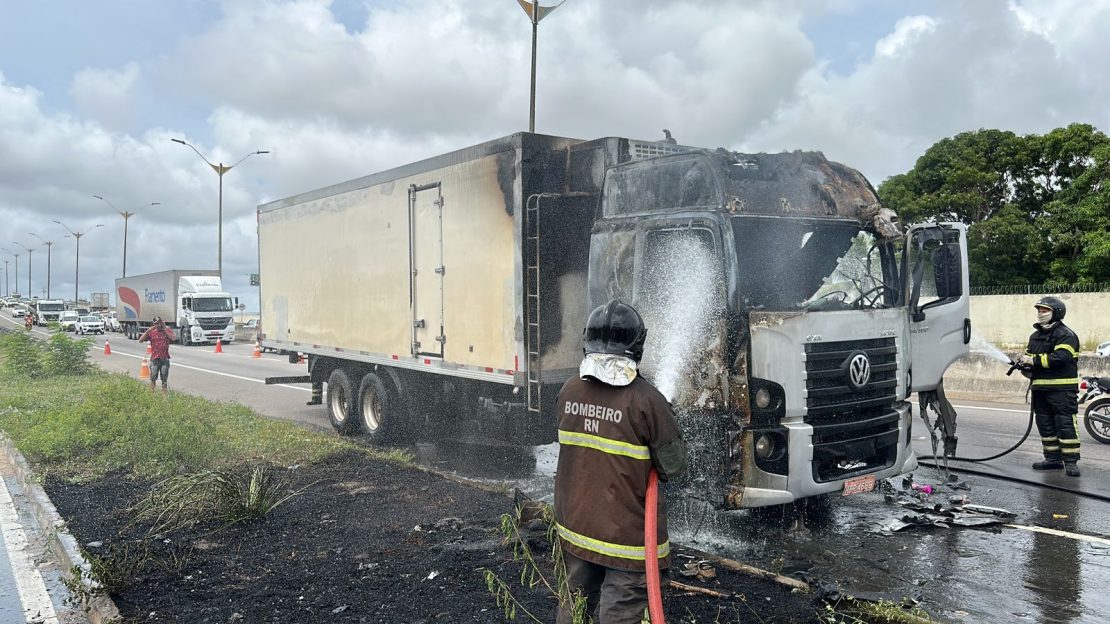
[[1, 0, 1107, 310]]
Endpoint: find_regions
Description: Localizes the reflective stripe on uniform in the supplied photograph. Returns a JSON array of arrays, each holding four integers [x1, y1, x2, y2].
[[1039, 354, 1049, 368], [1055, 344, 1078, 358], [556, 522, 669, 561], [558, 430, 651, 460], [1031, 378, 1079, 386]]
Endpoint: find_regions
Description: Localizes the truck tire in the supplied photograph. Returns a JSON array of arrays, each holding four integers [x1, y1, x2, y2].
[[326, 369, 360, 435], [356, 372, 409, 444]]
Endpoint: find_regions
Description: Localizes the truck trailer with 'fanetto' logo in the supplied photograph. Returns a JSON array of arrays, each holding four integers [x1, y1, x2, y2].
[[116, 269, 238, 346], [258, 131, 971, 508]]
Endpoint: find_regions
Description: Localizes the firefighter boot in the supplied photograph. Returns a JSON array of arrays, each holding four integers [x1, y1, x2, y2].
[[1065, 463, 1080, 477], [1032, 460, 1064, 471]]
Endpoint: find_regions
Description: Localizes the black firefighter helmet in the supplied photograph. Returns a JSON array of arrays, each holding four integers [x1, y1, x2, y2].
[[1034, 296, 1066, 322], [583, 299, 648, 362]]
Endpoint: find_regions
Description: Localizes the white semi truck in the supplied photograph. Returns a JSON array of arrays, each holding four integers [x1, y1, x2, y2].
[[258, 132, 970, 508], [116, 270, 237, 345], [34, 299, 66, 325]]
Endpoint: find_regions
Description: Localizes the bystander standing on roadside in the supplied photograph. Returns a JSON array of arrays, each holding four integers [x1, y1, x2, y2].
[[140, 316, 176, 394]]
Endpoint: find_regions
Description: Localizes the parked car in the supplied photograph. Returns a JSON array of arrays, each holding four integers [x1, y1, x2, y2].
[[75, 315, 106, 335], [10, 304, 26, 318], [1098, 341, 1110, 358], [58, 311, 80, 332]]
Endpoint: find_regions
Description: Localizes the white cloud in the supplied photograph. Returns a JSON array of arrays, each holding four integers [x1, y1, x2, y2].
[[71, 62, 142, 133], [874, 16, 937, 59], [2, 0, 1109, 309], [743, 0, 1110, 183]]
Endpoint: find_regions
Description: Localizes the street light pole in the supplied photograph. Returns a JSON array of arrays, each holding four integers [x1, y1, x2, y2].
[[1, 248, 18, 297], [170, 139, 269, 277], [515, 0, 567, 133], [29, 233, 53, 299], [1, 259, 8, 296], [94, 196, 158, 278], [11, 243, 33, 297], [53, 221, 103, 304]]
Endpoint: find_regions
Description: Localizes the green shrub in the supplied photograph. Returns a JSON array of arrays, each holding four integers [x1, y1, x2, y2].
[[0, 331, 45, 378], [44, 332, 94, 376]]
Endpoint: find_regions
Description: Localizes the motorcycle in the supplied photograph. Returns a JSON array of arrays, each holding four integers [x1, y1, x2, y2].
[[1080, 375, 1110, 444], [24, 313, 33, 331]]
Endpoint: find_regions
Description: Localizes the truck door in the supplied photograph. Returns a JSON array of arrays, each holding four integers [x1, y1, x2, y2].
[[905, 222, 970, 392], [409, 182, 445, 358]]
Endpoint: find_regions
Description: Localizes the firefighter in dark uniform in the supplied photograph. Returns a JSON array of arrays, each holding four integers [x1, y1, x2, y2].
[[554, 300, 687, 624], [1018, 296, 1081, 476]]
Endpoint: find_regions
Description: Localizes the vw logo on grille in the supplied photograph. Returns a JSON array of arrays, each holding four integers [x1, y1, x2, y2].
[[845, 352, 872, 390]]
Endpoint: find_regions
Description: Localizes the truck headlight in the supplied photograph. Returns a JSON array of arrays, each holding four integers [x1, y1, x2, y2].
[[755, 434, 774, 459], [754, 388, 771, 409]]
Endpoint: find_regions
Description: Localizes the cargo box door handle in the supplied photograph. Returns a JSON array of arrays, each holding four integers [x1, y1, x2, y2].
[[413, 319, 426, 328], [434, 266, 445, 275]]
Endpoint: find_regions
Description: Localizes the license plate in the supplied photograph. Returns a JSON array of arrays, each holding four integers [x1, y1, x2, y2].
[[842, 475, 876, 496]]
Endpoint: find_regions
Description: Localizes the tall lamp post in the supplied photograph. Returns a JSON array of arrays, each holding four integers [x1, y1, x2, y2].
[[2, 259, 8, 296], [53, 221, 103, 304], [170, 139, 268, 277], [515, 0, 567, 132], [1, 248, 18, 297], [11, 242, 34, 297], [94, 195, 158, 278], [29, 233, 53, 299]]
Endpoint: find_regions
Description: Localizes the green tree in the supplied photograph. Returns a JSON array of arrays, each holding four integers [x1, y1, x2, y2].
[[879, 124, 1110, 287]]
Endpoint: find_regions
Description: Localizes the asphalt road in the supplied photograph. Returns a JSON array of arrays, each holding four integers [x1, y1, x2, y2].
[[5, 314, 1110, 622]]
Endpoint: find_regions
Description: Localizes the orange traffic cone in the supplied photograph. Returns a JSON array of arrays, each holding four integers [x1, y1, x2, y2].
[[252, 342, 262, 358], [146, 342, 152, 355], [139, 358, 150, 379], [103, 339, 111, 356], [215, 339, 223, 354]]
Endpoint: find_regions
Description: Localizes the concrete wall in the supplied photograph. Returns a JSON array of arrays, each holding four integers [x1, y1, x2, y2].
[[943, 354, 1110, 402], [971, 292, 1110, 350]]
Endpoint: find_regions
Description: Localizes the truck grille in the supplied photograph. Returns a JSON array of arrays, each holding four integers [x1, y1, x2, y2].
[[804, 338, 898, 422], [198, 317, 231, 330]]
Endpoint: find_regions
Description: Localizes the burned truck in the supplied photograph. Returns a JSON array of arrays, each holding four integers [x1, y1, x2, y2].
[[258, 132, 969, 508]]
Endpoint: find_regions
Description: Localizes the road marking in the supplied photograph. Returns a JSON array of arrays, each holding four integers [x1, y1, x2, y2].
[[108, 351, 311, 392], [952, 404, 1028, 414], [0, 477, 59, 624], [1007, 523, 1110, 546]]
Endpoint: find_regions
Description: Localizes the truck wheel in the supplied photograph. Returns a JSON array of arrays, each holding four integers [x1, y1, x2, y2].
[[326, 369, 360, 435], [356, 372, 408, 444]]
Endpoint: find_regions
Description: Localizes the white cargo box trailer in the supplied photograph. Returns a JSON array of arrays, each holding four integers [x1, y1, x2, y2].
[[258, 132, 680, 443]]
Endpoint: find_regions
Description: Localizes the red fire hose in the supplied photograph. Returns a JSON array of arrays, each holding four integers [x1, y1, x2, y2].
[[645, 468, 665, 623]]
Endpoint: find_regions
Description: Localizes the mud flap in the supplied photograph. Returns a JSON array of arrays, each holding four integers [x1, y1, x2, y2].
[[918, 379, 958, 458]]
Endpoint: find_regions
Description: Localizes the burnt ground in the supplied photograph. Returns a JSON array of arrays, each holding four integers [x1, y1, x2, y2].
[[44, 450, 825, 623]]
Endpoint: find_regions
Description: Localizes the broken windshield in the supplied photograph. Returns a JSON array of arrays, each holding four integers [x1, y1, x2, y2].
[[732, 216, 896, 311]]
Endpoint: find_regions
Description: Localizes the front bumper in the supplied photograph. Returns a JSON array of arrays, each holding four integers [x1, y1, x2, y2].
[[739, 401, 916, 507], [189, 326, 235, 343]]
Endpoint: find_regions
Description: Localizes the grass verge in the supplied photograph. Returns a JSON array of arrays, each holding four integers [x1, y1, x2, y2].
[[0, 360, 407, 481]]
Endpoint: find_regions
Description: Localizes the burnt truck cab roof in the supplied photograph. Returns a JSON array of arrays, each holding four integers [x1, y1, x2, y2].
[[589, 148, 904, 317]]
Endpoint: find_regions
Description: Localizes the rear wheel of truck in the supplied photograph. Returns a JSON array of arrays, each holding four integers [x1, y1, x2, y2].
[[327, 369, 360, 435], [356, 372, 407, 444]]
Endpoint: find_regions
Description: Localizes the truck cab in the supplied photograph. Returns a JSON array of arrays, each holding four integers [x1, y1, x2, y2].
[[587, 149, 970, 508], [34, 299, 66, 325], [176, 276, 237, 345]]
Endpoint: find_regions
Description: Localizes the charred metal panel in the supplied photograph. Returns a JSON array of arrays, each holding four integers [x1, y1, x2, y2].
[[717, 151, 879, 220]]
